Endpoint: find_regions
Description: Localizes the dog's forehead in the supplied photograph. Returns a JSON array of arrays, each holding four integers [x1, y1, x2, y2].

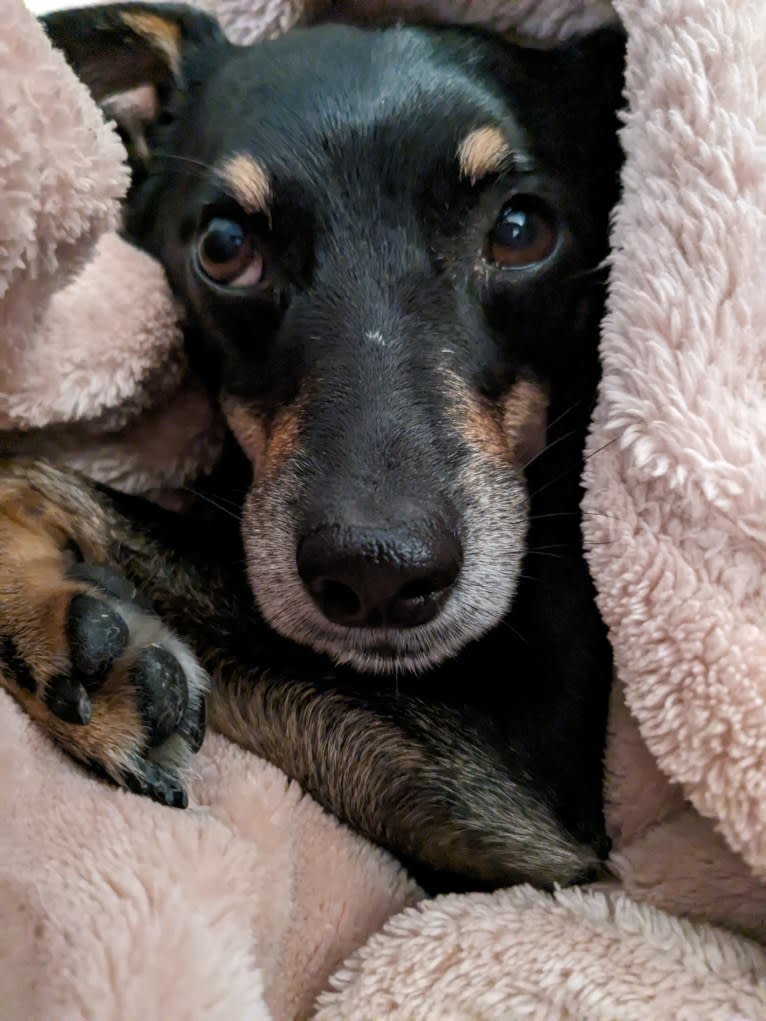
[[195, 26, 526, 182]]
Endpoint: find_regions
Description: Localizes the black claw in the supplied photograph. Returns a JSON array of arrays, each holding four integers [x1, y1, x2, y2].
[[67, 593, 130, 688], [131, 646, 189, 747], [44, 673, 92, 725], [67, 563, 152, 611], [169, 785, 188, 809], [123, 762, 188, 808], [179, 696, 206, 753], [0, 636, 38, 693]]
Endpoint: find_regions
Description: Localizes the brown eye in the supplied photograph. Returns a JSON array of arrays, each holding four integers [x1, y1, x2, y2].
[[196, 217, 264, 287], [487, 199, 558, 268]]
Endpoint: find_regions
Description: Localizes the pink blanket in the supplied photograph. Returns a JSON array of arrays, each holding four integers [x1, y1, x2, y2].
[[2, 0, 766, 1017]]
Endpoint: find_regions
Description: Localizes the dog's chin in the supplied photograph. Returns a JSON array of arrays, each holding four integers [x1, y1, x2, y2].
[[245, 526, 525, 677], [290, 628, 466, 676], [269, 623, 474, 675], [249, 572, 516, 676]]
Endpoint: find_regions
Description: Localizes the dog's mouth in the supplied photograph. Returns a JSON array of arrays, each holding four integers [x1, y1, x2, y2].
[[278, 618, 470, 676], [251, 581, 497, 676]]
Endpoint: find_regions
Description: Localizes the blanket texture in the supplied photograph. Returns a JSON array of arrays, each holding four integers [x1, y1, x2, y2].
[[2, 0, 766, 1017]]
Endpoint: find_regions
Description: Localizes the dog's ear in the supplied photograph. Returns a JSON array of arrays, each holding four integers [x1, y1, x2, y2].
[[41, 3, 227, 165], [41, 2, 225, 101], [560, 24, 626, 115], [500, 24, 625, 214], [556, 24, 626, 208]]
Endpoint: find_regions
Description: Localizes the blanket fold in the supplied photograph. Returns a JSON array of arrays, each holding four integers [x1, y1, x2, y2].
[[2, 0, 765, 1017]]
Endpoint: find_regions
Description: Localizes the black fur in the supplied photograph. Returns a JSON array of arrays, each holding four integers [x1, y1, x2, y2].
[[36, 5, 625, 892]]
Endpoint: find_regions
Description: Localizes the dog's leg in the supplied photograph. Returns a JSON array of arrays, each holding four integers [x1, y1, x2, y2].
[[0, 460, 208, 805], [0, 459, 601, 888], [208, 674, 606, 891]]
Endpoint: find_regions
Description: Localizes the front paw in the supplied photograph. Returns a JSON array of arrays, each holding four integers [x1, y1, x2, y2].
[[1, 562, 208, 808]]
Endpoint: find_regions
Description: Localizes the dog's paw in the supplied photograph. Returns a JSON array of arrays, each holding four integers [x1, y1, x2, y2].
[[0, 468, 208, 807], [1, 562, 208, 807]]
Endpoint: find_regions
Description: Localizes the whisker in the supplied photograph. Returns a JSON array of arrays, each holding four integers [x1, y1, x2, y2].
[[151, 152, 221, 176], [564, 258, 610, 284], [522, 426, 581, 471], [181, 486, 243, 523], [529, 436, 618, 500], [495, 617, 529, 644], [584, 436, 619, 463], [518, 573, 541, 585], [545, 399, 584, 434]]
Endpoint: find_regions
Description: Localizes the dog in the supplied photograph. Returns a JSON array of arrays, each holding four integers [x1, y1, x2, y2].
[[0, 3, 624, 893]]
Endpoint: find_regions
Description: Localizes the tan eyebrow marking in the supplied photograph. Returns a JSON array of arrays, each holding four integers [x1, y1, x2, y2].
[[218, 154, 272, 216], [457, 126, 513, 184]]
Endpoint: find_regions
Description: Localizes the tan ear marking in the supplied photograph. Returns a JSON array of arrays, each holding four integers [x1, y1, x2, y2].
[[218, 154, 272, 217], [120, 11, 183, 79], [458, 126, 513, 184]]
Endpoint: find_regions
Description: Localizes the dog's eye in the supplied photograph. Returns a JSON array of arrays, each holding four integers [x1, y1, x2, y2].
[[487, 199, 557, 268], [196, 218, 264, 287]]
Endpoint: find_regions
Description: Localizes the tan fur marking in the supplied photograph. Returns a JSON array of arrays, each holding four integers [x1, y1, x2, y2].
[[458, 126, 512, 183], [502, 379, 550, 466], [0, 463, 191, 776], [223, 399, 268, 469], [223, 397, 303, 478], [0, 462, 208, 802], [218, 154, 272, 216], [10, 684, 145, 773], [120, 11, 183, 79], [0, 473, 110, 683], [446, 374, 549, 466], [451, 381, 507, 461]]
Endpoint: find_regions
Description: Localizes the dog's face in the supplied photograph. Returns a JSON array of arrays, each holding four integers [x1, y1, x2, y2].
[[46, 6, 624, 674]]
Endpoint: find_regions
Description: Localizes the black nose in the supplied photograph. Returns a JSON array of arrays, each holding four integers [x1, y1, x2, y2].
[[297, 522, 462, 629]]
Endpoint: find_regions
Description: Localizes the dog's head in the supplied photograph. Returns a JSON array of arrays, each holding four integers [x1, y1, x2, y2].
[[45, 4, 624, 674]]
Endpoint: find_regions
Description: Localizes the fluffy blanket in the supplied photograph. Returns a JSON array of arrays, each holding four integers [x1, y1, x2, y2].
[[2, 0, 766, 1017]]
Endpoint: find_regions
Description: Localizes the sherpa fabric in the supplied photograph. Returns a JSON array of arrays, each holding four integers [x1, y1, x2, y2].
[[313, 886, 766, 1021], [0, 0, 223, 494], [581, 0, 766, 939], [2, 0, 766, 1017], [0, 691, 418, 1021]]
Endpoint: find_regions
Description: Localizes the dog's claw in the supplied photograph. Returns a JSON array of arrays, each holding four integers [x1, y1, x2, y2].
[[68, 562, 151, 610], [132, 645, 190, 747], [179, 695, 206, 753], [123, 762, 188, 809], [44, 673, 92, 725]]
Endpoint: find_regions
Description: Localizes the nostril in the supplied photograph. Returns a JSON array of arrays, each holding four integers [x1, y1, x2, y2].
[[297, 521, 462, 630], [313, 579, 362, 622], [398, 577, 445, 604], [397, 560, 460, 604], [388, 572, 456, 628]]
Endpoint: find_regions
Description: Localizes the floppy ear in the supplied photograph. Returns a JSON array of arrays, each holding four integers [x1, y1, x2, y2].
[[558, 24, 627, 208], [497, 24, 626, 217], [41, 3, 227, 166], [562, 24, 626, 114]]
